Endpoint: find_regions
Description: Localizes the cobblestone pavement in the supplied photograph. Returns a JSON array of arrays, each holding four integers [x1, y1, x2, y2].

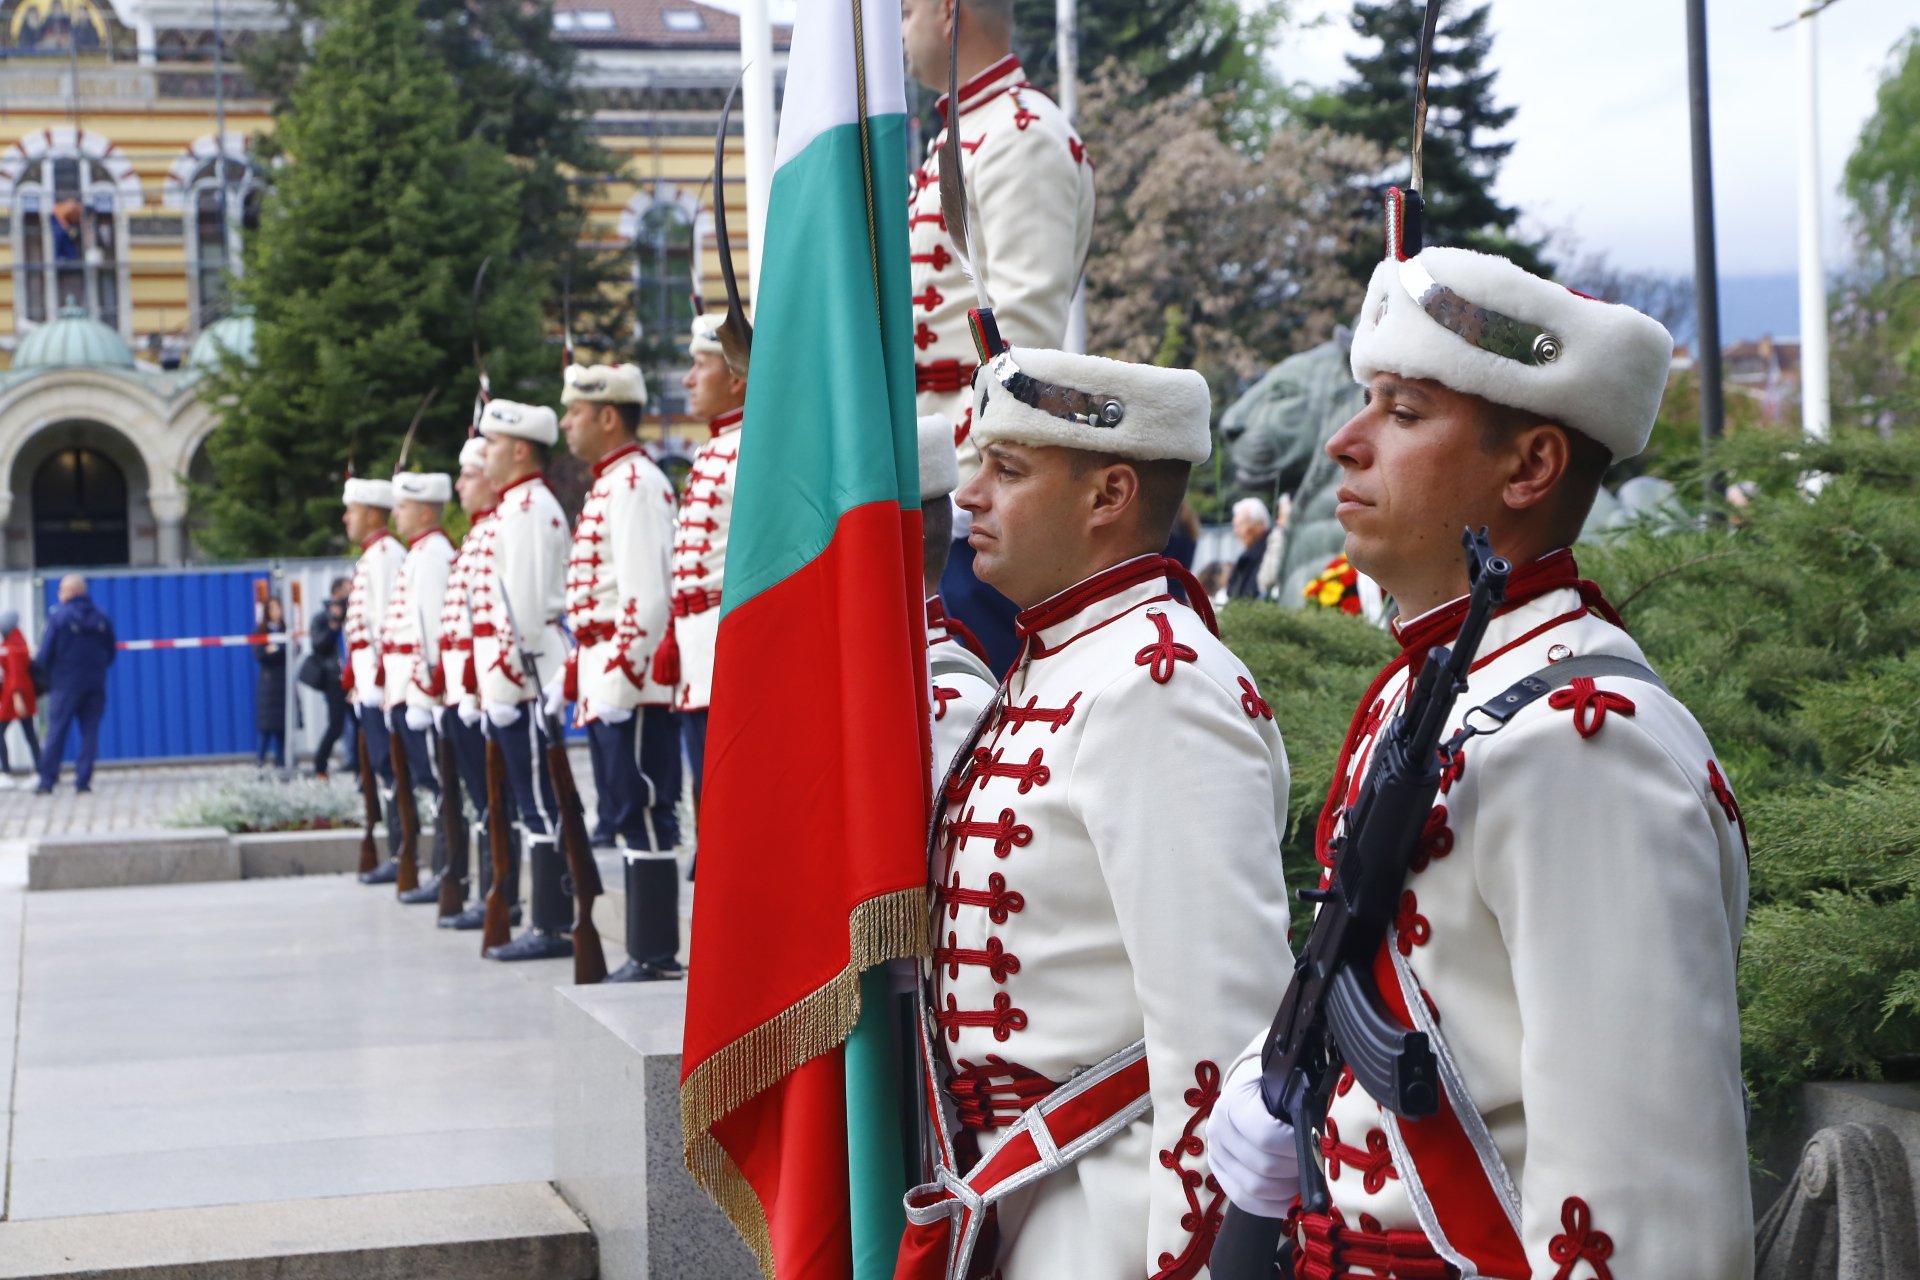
[[0, 745, 615, 842]]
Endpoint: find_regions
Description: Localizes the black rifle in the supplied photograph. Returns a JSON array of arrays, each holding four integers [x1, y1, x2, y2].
[[1211, 529, 1509, 1278]]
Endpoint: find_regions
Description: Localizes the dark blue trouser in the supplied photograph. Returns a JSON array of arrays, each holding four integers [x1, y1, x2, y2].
[[387, 708, 441, 796], [355, 703, 394, 787], [446, 711, 489, 827], [681, 709, 709, 812], [940, 537, 1021, 679], [487, 706, 555, 836], [39, 687, 105, 791], [587, 708, 682, 850]]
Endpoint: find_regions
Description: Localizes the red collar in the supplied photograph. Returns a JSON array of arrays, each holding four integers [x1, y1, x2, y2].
[[1015, 555, 1217, 646], [359, 529, 394, 551], [496, 472, 546, 499], [708, 408, 744, 438], [471, 506, 496, 524], [1391, 549, 1621, 658], [406, 527, 445, 549], [936, 53, 1024, 123], [593, 440, 643, 478], [927, 595, 992, 666]]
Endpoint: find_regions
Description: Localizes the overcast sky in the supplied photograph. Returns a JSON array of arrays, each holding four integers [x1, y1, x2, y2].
[[1277, 0, 1917, 278]]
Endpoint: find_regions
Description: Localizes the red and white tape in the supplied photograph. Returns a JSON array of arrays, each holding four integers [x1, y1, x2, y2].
[[117, 633, 290, 652]]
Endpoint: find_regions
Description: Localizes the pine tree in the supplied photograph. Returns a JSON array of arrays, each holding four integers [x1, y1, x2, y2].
[[1300, 0, 1549, 283], [198, 0, 543, 557], [1012, 0, 1284, 106]]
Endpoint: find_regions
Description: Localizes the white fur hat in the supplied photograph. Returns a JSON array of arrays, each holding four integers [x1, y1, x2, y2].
[[561, 361, 648, 406], [479, 398, 558, 446], [1350, 247, 1674, 459], [971, 347, 1212, 465], [918, 414, 957, 500], [458, 436, 488, 470], [342, 477, 394, 509], [393, 472, 452, 505], [689, 314, 725, 357]]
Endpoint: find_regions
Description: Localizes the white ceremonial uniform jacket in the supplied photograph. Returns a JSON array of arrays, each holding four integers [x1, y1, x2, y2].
[[671, 408, 743, 712], [566, 442, 677, 718], [1244, 550, 1752, 1279], [931, 556, 1292, 1279], [438, 509, 494, 714], [909, 55, 1094, 465], [380, 528, 457, 713], [471, 474, 570, 707], [343, 530, 406, 709], [927, 595, 997, 792]]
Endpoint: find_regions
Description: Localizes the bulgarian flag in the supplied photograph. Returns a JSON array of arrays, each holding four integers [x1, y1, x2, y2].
[[680, 2, 929, 1276]]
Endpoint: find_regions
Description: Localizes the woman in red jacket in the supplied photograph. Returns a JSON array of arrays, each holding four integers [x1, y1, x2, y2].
[[0, 609, 41, 784]]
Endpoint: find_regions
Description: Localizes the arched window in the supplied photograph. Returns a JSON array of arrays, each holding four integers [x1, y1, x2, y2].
[[186, 157, 264, 329], [33, 445, 128, 567], [11, 151, 129, 331], [632, 201, 694, 417]]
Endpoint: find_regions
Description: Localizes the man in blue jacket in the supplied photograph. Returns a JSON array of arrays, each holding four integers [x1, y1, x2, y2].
[[36, 574, 115, 795]]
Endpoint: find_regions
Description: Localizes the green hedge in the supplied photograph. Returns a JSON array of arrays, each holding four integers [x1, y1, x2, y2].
[[1220, 430, 1920, 1114]]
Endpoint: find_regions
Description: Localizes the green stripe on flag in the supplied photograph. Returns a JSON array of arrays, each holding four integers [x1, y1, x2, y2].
[[724, 112, 918, 620]]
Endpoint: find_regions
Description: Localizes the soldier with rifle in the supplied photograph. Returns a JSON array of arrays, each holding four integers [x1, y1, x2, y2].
[[470, 398, 575, 963], [438, 436, 511, 931], [340, 475, 406, 884], [1205, 195, 1755, 1280], [554, 360, 684, 982], [381, 472, 457, 904]]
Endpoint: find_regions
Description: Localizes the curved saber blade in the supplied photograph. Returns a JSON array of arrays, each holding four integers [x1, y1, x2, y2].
[[392, 384, 442, 475], [711, 71, 754, 379], [1412, 1, 1443, 196], [468, 255, 493, 436], [940, 18, 989, 309]]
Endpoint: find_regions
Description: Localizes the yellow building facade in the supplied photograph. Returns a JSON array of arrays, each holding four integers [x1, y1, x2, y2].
[[0, 0, 783, 568]]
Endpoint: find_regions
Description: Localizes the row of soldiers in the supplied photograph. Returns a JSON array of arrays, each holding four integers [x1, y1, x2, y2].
[[336, 316, 745, 980]]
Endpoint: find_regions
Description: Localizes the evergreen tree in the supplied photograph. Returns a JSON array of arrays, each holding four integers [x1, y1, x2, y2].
[[198, 0, 543, 557], [1012, 0, 1284, 106], [1300, 0, 1548, 282], [246, 0, 626, 353]]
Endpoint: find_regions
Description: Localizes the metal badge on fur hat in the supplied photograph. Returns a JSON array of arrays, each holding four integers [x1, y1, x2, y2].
[[918, 414, 958, 500], [458, 436, 488, 471], [561, 361, 648, 407], [971, 347, 1212, 465], [393, 472, 452, 505], [689, 314, 726, 358], [1349, 246, 1673, 459], [342, 477, 395, 508], [479, 398, 559, 446]]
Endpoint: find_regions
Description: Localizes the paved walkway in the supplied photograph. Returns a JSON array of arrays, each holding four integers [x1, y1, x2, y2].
[[0, 751, 695, 1226]]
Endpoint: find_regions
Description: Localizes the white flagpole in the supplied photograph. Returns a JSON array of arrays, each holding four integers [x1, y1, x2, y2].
[[740, 0, 776, 308], [1057, 0, 1086, 354], [1792, 3, 1830, 440]]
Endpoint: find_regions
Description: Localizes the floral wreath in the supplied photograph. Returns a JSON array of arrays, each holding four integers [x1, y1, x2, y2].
[[1304, 553, 1363, 615]]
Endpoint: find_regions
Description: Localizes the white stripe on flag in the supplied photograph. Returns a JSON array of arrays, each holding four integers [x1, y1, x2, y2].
[[771, 0, 908, 171]]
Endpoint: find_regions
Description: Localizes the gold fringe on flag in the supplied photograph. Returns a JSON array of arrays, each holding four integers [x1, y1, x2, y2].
[[681, 885, 931, 1276]]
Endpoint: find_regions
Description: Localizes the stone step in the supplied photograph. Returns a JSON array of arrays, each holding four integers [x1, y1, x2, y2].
[[0, 1182, 596, 1280]]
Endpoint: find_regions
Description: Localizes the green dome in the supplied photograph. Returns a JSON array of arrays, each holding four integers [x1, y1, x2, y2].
[[14, 306, 136, 372], [188, 311, 256, 372]]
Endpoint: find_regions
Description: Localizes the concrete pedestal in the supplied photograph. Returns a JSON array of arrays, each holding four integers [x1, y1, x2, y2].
[[552, 984, 757, 1280]]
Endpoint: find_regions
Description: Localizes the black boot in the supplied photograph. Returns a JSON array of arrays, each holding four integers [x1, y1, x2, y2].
[[359, 791, 401, 884], [444, 823, 521, 930], [603, 851, 683, 982], [486, 836, 573, 962], [403, 801, 447, 902]]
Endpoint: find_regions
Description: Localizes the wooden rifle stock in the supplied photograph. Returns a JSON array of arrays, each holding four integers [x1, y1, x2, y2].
[[389, 714, 422, 894], [545, 723, 607, 985], [355, 717, 381, 875], [437, 724, 469, 919], [481, 734, 513, 951]]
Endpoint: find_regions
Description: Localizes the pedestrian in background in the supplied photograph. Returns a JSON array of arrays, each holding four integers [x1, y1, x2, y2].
[[36, 575, 114, 795], [0, 609, 41, 786], [256, 596, 289, 768], [1227, 497, 1273, 600], [308, 577, 351, 777]]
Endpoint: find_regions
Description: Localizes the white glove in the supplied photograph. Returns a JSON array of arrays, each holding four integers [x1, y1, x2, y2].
[[595, 704, 633, 726], [484, 701, 523, 728], [1206, 1053, 1301, 1219], [433, 705, 448, 733], [405, 705, 433, 732], [541, 672, 568, 723], [457, 702, 482, 728]]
